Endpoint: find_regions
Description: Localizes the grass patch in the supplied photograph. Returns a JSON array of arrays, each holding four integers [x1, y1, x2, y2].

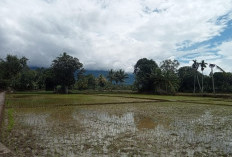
[[6, 93, 152, 108], [97, 93, 232, 106], [7, 109, 14, 131]]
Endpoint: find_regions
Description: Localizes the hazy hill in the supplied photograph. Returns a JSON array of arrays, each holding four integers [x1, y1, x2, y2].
[[30, 67, 135, 85], [85, 70, 134, 85]]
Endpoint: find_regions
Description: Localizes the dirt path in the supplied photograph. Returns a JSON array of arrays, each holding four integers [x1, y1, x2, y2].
[[0, 92, 5, 102], [0, 92, 15, 157], [0, 92, 5, 125]]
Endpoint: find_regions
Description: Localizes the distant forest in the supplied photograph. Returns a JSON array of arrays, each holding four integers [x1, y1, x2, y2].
[[1, 53, 232, 94]]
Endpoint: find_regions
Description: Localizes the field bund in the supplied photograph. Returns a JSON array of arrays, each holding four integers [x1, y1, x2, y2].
[[0, 92, 5, 126]]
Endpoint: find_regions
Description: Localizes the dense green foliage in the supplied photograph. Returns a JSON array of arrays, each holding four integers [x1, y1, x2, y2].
[[75, 74, 96, 90], [134, 58, 159, 92], [97, 74, 107, 88], [1, 54, 232, 94], [134, 58, 180, 94], [106, 69, 128, 84], [0, 55, 29, 89], [214, 72, 232, 92], [178, 66, 195, 92], [160, 59, 180, 93], [51, 52, 83, 93]]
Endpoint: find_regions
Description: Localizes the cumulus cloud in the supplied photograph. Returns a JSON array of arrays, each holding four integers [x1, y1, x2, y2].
[[0, 0, 232, 72], [213, 41, 232, 72]]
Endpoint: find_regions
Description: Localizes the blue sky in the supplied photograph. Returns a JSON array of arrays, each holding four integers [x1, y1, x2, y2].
[[178, 15, 232, 63], [0, 0, 232, 73]]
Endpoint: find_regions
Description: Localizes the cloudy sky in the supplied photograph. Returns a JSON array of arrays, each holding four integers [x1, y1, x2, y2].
[[0, 0, 232, 73]]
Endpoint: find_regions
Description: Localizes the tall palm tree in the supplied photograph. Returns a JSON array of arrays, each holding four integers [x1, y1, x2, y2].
[[192, 60, 201, 93], [209, 64, 225, 93], [107, 69, 115, 84], [116, 69, 128, 84], [200, 60, 207, 93]]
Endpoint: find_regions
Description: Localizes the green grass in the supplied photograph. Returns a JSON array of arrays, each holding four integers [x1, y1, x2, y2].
[[97, 93, 232, 106], [7, 109, 14, 131], [5, 93, 152, 108], [98, 93, 216, 100], [6, 92, 232, 108]]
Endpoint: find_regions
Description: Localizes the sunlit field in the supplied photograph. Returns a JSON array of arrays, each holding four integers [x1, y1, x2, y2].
[[1, 93, 232, 156]]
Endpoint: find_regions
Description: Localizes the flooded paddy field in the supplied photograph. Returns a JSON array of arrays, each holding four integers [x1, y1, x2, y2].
[[1, 94, 232, 156]]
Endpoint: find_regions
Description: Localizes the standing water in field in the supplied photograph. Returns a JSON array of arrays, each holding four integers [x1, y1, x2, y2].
[[1, 102, 232, 156]]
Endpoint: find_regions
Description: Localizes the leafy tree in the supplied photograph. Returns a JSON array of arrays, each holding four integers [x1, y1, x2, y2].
[[97, 74, 107, 87], [107, 69, 115, 84], [0, 55, 28, 89], [11, 70, 37, 90], [0, 59, 7, 89], [4, 55, 28, 79], [200, 60, 207, 93], [75, 68, 88, 90], [160, 59, 180, 93], [202, 75, 212, 93], [75, 77, 88, 90], [75, 74, 96, 90], [150, 68, 165, 93], [44, 68, 56, 91], [160, 59, 179, 73], [213, 72, 232, 93], [86, 74, 97, 89], [178, 66, 195, 92], [51, 52, 83, 93], [34, 68, 47, 90], [134, 58, 159, 92]]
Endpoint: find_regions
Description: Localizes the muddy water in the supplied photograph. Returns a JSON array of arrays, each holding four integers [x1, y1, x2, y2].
[[1, 103, 232, 156]]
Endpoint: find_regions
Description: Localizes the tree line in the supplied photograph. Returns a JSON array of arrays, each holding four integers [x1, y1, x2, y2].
[[134, 58, 232, 94], [0, 53, 232, 94], [0, 53, 130, 93]]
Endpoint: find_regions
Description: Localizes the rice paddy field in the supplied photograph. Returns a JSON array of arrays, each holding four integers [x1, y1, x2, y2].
[[1, 93, 232, 156]]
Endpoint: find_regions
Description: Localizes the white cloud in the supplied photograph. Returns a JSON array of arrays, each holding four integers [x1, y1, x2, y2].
[[218, 41, 232, 59], [0, 0, 232, 72], [215, 41, 232, 72]]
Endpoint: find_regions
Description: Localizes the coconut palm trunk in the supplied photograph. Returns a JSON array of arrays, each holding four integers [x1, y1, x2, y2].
[[209, 65, 216, 94], [193, 74, 196, 93], [209, 63, 225, 94], [196, 73, 201, 92], [200, 60, 207, 93], [201, 71, 204, 93], [192, 60, 202, 93], [212, 73, 215, 93]]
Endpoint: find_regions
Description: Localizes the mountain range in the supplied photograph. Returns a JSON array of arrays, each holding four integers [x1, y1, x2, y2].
[[30, 67, 135, 85], [84, 70, 134, 85]]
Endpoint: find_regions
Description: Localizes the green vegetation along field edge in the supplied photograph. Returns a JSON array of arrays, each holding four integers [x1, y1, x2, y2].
[[5, 93, 232, 108], [1, 53, 232, 95]]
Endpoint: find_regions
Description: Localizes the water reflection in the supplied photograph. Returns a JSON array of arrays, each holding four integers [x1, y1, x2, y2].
[[81, 111, 136, 136], [2, 105, 232, 156], [137, 117, 156, 130]]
